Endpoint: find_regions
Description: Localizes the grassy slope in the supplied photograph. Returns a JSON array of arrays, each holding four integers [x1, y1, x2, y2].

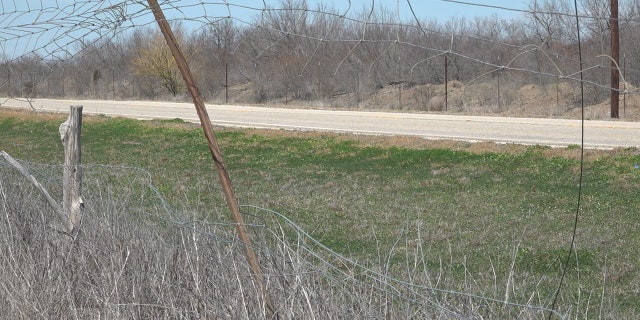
[[1, 108, 640, 316]]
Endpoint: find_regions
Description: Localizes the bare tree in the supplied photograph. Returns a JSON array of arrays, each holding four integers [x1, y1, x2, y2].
[[581, 0, 612, 59], [526, 0, 576, 47], [190, 18, 238, 99]]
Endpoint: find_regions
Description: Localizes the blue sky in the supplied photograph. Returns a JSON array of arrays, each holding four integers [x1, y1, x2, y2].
[[1, 0, 530, 60], [308, 0, 528, 21], [193, 0, 529, 23]]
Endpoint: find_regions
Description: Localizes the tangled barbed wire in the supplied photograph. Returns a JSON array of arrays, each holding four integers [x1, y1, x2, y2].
[[0, 156, 564, 319], [0, 1, 636, 318]]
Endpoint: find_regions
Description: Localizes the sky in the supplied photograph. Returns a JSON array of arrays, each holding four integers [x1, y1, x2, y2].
[[0, 0, 530, 60], [310, 0, 528, 21], [193, 0, 529, 24]]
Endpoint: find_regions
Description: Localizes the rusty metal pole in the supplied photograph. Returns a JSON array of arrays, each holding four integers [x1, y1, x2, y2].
[[497, 56, 501, 111], [398, 51, 402, 108], [146, 0, 276, 317], [610, 0, 620, 118], [225, 63, 229, 104], [444, 54, 448, 111], [624, 53, 627, 116]]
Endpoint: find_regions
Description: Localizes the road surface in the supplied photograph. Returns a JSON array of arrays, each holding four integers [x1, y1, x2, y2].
[[2, 98, 639, 149]]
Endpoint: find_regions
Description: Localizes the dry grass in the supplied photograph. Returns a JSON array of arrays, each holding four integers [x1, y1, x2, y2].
[[0, 161, 565, 319], [2, 107, 639, 318]]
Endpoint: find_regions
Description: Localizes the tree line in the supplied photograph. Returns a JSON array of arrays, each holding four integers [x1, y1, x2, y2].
[[3, 0, 640, 111]]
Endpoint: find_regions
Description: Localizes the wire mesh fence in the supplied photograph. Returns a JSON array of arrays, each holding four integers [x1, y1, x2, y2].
[[1, 1, 639, 319], [0, 156, 566, 319], [1, 0, 639, 117]]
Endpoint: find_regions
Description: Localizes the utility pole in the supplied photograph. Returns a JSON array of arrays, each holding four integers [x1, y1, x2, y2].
[[610, 0, 620, 118]]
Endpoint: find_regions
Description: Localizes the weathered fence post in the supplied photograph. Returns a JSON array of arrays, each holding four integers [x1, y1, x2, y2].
[[59, 105, 83, 233]]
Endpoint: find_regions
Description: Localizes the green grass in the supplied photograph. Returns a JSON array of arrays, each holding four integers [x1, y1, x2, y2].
[[2, 108, 640, 316]]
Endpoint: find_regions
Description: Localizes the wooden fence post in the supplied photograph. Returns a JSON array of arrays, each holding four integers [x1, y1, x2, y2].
[[59, 105, 83, 233]]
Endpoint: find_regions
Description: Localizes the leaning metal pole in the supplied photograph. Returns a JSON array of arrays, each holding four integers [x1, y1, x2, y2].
[[146, 1, 276, 317]]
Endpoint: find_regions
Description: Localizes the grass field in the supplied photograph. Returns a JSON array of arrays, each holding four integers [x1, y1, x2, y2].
[[1, 107, 639, 318]]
